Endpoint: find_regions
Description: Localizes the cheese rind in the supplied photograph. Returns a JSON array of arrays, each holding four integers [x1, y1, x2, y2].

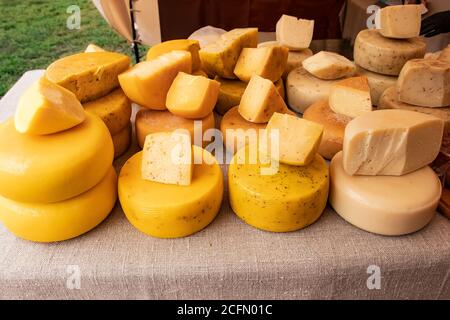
[[302, 51, 356, 80], [276, 15, 314, 50], [166, 72, 220, 119], [0, 167, 117, 242], [343, 109, 444, 176], [355, 65, 397, 106], [330, 151, 440, 236], [354, 29, 426, 76], [377, 4, 422, 39], [118, 50, 192, 110], [112, 122, 131, 159], [119, 147, 223, 238], [229, 147, 329, 232], [397, 59, 450, 108], [45, 52, 130, 102], [329, 76, 372, 118], [146, 39, 201, 71]]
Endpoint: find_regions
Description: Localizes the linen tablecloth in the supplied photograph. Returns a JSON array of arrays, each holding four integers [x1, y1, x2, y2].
[[0, 71, 449, 300]]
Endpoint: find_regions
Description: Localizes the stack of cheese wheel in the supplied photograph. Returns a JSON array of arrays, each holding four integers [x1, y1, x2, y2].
[[0, 77, 117, 242], [46, 46, 133, 159]]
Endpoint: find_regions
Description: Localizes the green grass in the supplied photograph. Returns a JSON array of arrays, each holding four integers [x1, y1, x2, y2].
[[0, 0, 146, 97]]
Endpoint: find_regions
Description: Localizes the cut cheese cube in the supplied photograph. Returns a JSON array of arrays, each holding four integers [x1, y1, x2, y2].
[[233, 46, 289, 82], [397, 59, 450, 108], [329, 76, 372, 118], [146, 39, 201, 71], [84, 43, 105, 52], [302, 51, 356, 80], [276, 15, 314, 50], [141, 132, 193, 186], [15, 77, 85, 135], [199, 28, 258, 78], [238, 75, 288, 123], [355, 65, 397, 106], [377, 5, 422, 39], [118, 50, 192, 110], [438, 45, 450, 63], [343, 109, 444, 176], [262, 112, 323, 166]]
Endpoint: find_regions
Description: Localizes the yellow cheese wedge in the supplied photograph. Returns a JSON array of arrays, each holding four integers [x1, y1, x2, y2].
[[0, 113, 113, 203], [229, 146, 329, 232], [135, 109, 215, 148], [119, 147, 223, 238], [166, 72, 220, 119], [119, 50, 192, 110], [85, 43, 106, 52], [199, 28, 258, 78], [146, 39, 201, 71], [45, 52, 130, 102], [112, 122, 131, 158], [329, 76, 372, 118], [15, 77, 85, 135], [330, 151, 440, 236], [233, 46, 289, 82], [0, 167, 117, 242], [83, 88, 131, 135]]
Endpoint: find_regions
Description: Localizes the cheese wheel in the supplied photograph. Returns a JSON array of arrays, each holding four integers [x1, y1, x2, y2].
[[0, 113, 113, 203], [379, 86, 450, 135], [0, 167, 117, 242], [303, 100, 351, 160], [330, 152, 440, 236], [438, 188, 450, 219], [355, 65, 397, 106], [354, 29, 426, 76], [284, 49, 313, 79], [45, 52, 130, 102], [286, 67, 341, 113], [83, 88, 132, 135], [112, 122, 131, 158], [118, 147, 223, 238], [229, 147, 329, 232], [135, 109, 215, 148]]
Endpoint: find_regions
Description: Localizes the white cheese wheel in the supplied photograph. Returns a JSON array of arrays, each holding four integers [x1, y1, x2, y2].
[[356, 65, 397, 106], [330, 151, 440, 236]]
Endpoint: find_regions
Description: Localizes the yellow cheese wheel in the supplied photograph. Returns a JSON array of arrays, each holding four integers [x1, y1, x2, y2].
[[45, 52, 130, 102], [229, 146, 329, 232], [112, 122, 131, 158], [118, 147, 223, 238], [0, 167, 117, 242], [0, 113, 113, 203], [135, 109, 215, 148], [83, 88, 132, 135]]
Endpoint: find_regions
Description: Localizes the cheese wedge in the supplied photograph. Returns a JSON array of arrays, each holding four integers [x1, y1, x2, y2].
[[329, 76, 372, 118], [118, 50, 192, 110], [377, 4, 422, 39], [146, 39, 201, 71], [85, 43, 105, 52], [166, 72, 220, 119], [302, 51, 356, 80], [276, 15, 314, 50], [15, 77, 85, 135]]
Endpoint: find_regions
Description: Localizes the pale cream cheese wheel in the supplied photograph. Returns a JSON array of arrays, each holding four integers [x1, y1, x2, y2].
[[330, 151, 440, 236]]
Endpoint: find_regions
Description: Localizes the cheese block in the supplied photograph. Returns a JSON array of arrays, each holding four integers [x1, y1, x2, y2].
[[355, 65, 397, 106], [112, 122, 131, 159], [135, 109, 215, 148], [46, 52, 130, 102], [229, 146, 329, 232], [343, 109, 444, 176], [354, 29, 426, 76], [330, 151, 440, 236], [303, 100, 351, 160], [233, 46, 289, 82], [397, 59, 450, 108], [0, 113, 113, 203], [146, 39, 201, 71], [83, 88, 131, 135], [438, 188, 450, 219], [166, 72, 220, 119], [276, 15, 314, 50], [118, 50, 192, 110], [302, 51, 356, 80], [199, 28, 258, 79], [0, 167, 117, 242], [438, 45, 450, 63], [286, 67, 341, 113], [119, 147, 223, 238], [238, 75, 288, 123], [85, 43, 105, 52], [15, 77, 85, 135], [214, 77, 284, 115], [329, 76, 372, 118], [261, 113, 323, 166], [377, 4, 422, 39]]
